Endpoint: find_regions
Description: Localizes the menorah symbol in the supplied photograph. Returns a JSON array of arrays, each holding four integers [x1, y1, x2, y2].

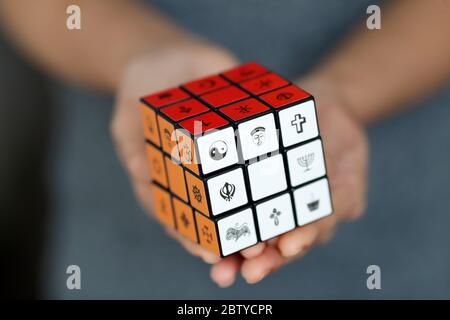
[[297, 153, 315, 172]]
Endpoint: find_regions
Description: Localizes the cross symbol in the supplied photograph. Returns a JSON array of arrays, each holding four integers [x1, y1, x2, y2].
[[291, 114, 306, 133]]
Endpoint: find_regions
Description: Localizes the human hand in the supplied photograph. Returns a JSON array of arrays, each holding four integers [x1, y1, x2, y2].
[[111, 37, 270, 277], [209, 81, 369, 286]]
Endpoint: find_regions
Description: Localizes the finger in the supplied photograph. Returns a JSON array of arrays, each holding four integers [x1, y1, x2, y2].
[[111, 101, 149, 183], [313, 214, 338, 244], [166, 228, 221, 264], [267, 238, 279, 247], [240, 246, 284, 284], [210, 254, 242, 288], [331, 175, 366, 221], [240, 242, 266, 259], [133, 177, 154, 214], [277, 223, 320, 258]]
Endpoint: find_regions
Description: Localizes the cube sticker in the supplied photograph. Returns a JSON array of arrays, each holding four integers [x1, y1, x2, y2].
[[278, 99, 319, 147], [287, 139, 326, 187], [260, 85, 310, 109], [239, 72, 289, 95], [142, 87, 190, 108], [160, 99, 210, 122], [150, 183, 175, 229], [173, 197, 197, 243], [222, 62, 268, 83], [164, 156, 188, 202], [207, 168, 248, 216], [183, 75, 229, 95], [293, 178, 332, 226], [219, 98, 269, 122], [195, 211, 220, 256], [145, 144, 168, 188], [247, 154, 287, 201], [255, 193, 296, 241], [217, 208, 258, 256], [237, 113, 279, 160], [140, 104, 160, 146], [195, 127, 239, 175]]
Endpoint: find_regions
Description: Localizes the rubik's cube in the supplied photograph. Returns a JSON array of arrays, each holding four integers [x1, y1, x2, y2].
[[140, 62, 332, 257]]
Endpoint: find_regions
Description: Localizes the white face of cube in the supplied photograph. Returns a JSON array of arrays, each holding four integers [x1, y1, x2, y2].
[[196, 127, 239, 175], [293, 178, 332, 226], [287, 139, 326, 187], [255, 193, 296, 241], [237, 113, 279, 161], [278, 99, 319, 147], [217, 208, 258, 256], [247, 154, 287, 201], [207, 167, 248, 216]]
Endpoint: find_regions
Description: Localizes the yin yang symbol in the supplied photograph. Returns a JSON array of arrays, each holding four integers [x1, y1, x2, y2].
[[209, 140, 228, 161]]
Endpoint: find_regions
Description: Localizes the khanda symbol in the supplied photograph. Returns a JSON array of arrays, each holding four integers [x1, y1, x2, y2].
[[220, 182, 236, 201]]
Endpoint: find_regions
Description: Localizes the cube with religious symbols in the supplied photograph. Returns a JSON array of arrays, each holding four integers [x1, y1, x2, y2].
[[140, 62, 333, 257]]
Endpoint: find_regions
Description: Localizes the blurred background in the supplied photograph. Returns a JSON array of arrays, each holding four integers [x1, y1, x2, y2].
[[1, 0, 449, 299]]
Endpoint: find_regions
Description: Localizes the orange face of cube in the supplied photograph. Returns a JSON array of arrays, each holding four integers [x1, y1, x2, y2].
[[150, 184, 175, 229], [173, 198, 197, 243], [140, 104, 160, 146], [195, 211, 220, 256], [145, 144, 168, 188], [185, 171, 210, 216], [157, 115, 180, 161], [164, 156, 188, 202]]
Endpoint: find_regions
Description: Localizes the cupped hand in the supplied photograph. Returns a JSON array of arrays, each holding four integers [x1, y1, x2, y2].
[[210, 83, 369, 286], [111, 38, 268, 278]]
